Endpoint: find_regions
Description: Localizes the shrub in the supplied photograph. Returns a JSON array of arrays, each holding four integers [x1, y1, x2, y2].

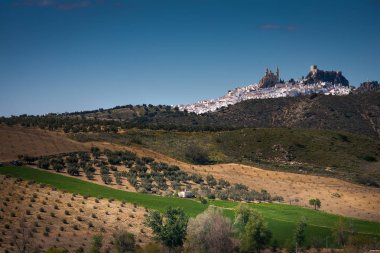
[[113, 230, 136, 253], [89, 234, 103, 253], [100, 165, 110, 175], [85, 170, 95, 180], [101, 174, 113, 185], [38, 158, 50, 170], [186, 207, 236, 253], [67, 164, 80, 176], [184, 145, 211, 165], [206, 175, 217, 187], [144, 207, 188, 250]]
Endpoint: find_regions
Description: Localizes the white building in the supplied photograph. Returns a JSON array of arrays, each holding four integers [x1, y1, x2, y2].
[[178, 190, 194, 198]]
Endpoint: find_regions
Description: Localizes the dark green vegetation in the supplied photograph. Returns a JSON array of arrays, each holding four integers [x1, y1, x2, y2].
[[1, 92, 380, 139], [1, 166, 379, 248], [145, 207, 188, 250], [72, 128, 380, 186]]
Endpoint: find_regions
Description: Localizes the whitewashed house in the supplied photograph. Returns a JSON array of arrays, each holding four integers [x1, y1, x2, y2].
[[178, 190, 194, 198]]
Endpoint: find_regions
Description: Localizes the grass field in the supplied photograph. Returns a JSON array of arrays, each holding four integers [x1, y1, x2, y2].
[[1, 166, 379, 248]]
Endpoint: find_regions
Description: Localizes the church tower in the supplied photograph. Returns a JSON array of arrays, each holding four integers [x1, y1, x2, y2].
[[276, 66, 279, 79]]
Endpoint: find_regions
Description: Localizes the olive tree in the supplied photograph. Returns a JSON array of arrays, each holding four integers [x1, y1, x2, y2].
[[144, 207, 188, 252]]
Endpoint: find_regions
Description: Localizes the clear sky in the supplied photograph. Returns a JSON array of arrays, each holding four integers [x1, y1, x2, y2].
[[1, 0, 379, 116]]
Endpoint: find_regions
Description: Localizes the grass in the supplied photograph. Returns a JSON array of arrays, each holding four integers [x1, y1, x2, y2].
[[1, 166, 379, 248], [71, 128, 380, 185]]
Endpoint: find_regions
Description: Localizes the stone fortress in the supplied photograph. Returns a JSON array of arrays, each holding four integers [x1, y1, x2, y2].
[[258, 66, 280, 88]]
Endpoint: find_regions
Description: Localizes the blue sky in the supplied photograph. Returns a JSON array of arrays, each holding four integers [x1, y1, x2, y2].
[[1, 0, 379, 116]]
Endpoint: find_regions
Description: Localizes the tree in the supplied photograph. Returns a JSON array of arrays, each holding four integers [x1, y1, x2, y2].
[[67, 164, 80, 176], [206, 175, 217, 187], [12, 219, 38, 253], [38, 158, 50, 170], [145, 207, 188, 252], [101, 174, 112, 184], [294, 217, 307, 253], [91, 147, 101, 159], [53, 163, 64, 173], [186, 207, 236, 253], [333, 218, 348, 247], [184, 145, 210, 165], [235, 204, 272, 253], [89, 234, 103, 253], [113, 230, 136, 253], [309, 199, 321, 210]]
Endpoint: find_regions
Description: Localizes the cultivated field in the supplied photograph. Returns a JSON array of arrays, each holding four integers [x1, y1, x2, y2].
[[1, 166, 379, 249], [1, 125, 380, 222], [0, 174, 151, 252]]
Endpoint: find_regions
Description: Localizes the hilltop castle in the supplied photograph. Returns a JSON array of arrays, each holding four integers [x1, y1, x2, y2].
[[258, 66, 280, 88], [305, 65, 349, 86]]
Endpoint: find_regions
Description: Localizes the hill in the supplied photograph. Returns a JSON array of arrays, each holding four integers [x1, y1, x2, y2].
[[1, 92, 380, 139], [1, 125, 379, 221], [72, 128, 380, 188], [130, 92, 380, 139], [1, 166, 380, 249]]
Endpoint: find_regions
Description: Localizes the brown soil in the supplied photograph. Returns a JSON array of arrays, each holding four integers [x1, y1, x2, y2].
[[0, 175, 151, 252], [0, 125, 88, 162]]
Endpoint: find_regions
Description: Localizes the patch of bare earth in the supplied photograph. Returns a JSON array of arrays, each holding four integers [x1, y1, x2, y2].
[[0, 125, 88, 162], [0, 175, 151, 252]]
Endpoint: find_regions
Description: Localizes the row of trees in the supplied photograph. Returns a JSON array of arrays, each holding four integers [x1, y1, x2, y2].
[[29, 149, 284, 203], [144, 205, 308, 253]]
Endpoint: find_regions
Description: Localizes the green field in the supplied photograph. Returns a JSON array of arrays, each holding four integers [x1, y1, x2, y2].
[[71, 128, 380, 186], [1, 166, 379, 248]]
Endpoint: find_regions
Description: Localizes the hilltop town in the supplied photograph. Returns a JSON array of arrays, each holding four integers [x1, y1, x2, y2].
[[177, 65, 352, 114]]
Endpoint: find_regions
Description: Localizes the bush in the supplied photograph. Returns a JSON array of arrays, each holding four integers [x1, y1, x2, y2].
[[101, 174, 113, 185], [186, 207, 236, 253], [89, 234, 103, 253], [206, 175, 217, 187], [38, 158, 50, 170], [113, 230, 136, 253], [85, 170, 95, 180], [67, 164, 80, 176], [144, 207, 188, 250], [184, 145, 211, 165], [100, 165, 110, 175], [53, 163, 64, 172]]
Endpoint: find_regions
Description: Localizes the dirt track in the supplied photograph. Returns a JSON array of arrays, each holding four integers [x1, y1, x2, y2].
[[1, 125, 380, 222]]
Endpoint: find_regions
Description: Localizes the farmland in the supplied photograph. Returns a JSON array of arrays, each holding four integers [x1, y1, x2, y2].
[[1, 166, 379, 248]]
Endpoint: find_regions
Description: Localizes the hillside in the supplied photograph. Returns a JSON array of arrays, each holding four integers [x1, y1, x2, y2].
[[1, 92, 380, 140], [0, 174, 151, 252], [72, 128, 380, 188], [1, 125, 379, 221], [1, 166, 380, 249], [130, 92, 380, 139]]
